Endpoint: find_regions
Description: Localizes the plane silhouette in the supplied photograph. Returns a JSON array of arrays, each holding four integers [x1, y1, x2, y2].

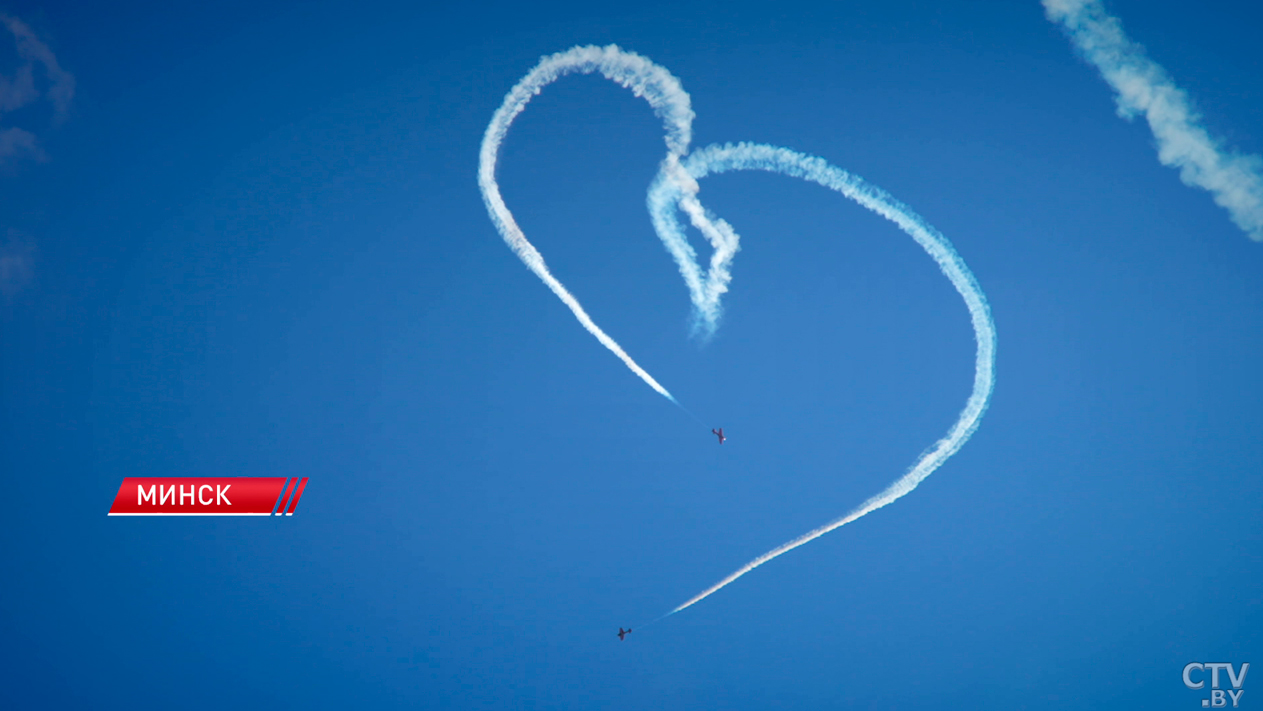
[[618, 627, 632, 641], [712, 428, 725, 444]]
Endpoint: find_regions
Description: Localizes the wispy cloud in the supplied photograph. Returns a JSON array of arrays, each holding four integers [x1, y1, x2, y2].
[[1044, 0, 1263, 241], [0, 14, 74, 163], [0, 229, 35, 296], [0, 57, 35, 113], [0, 14, 73, 119], [0, 15, 72, 297], [0, 126, 42, 162]]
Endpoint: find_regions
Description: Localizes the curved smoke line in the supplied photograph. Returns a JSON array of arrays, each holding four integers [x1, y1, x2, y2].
[[656, 143, 996, 615], [478, 45, 996, 615], [478, 45, 736, 400], [479, 45, 738, 370]]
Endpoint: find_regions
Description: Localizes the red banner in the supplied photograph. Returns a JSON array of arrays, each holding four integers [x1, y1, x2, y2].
[[107, 477, 309, 516]]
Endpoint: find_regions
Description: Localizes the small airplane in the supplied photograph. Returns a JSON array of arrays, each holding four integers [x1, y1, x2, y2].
[[712, 428, 726, 444], [618, 627, 632, 641]]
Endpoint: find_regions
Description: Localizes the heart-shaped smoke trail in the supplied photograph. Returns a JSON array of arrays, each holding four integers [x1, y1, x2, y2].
[[478, 45, 996, 617]]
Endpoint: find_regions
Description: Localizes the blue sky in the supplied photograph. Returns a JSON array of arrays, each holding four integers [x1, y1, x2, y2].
[[2, 1, 1262, 708]]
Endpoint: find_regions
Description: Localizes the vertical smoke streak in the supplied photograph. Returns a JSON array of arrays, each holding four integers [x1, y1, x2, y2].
[[1044, 0, 1263, 241], [656, 143, 996, 615]]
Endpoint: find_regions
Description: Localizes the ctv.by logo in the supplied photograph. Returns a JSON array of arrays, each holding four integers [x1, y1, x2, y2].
[[1184, 663, 1249, 708]]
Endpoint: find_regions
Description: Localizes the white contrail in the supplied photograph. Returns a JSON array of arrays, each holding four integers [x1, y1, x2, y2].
[[1044, 0, 1263, 241], [479, 44, 738, 366], [659, 143, 996, 616], [478, 45, 689, 399]]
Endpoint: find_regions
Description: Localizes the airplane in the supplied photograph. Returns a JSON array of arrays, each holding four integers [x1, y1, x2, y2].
[[618, 627, 632, 641], [712, 428, 726, 444]]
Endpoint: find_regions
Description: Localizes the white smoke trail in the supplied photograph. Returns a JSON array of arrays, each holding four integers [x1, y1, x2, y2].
[[1044, 0, 1263, 241], [478, 45, 742, 401], [480, 45, 996, 616], [478, 46, 683, 399], [659, 143, 996, 615]]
